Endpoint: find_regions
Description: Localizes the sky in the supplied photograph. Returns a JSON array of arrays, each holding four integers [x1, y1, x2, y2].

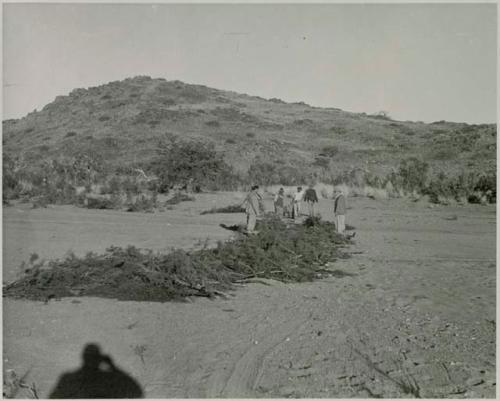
[[2, 3, 497, 123]]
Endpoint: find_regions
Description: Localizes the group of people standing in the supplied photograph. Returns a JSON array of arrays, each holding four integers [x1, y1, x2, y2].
[[243, 185, 347, 235]]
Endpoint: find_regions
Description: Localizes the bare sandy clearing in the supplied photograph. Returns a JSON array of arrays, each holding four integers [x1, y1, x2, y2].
[[3, 195, 496, 398]]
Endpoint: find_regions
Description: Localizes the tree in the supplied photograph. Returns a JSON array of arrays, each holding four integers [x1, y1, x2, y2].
[[152, 137, 236, 191]]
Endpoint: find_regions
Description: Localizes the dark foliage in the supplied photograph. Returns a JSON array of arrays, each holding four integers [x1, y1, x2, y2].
[[247, 160, 309, 186], [474, 173, 496, 203], [4, 216, 352, 302], [423, 170, 496, 204], [388, 157, 429, 193], [165, 192, 196, 205], [200, 204, 245, 215], [151, 137, 238, 191], [85, 196, 119, 210]]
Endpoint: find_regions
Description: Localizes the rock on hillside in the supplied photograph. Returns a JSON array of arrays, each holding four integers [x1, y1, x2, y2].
[[2, 76, 496, 175]]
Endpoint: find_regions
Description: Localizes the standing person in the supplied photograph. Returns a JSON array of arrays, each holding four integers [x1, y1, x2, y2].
[[243, 185, 262, 233], [303, 185, 319, 217], [333, 188, 347, 235], [274, 188, 285, 216], [292, 186, 304, 219]]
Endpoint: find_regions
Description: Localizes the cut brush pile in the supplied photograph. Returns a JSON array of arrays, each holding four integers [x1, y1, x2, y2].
[[3, 216, 351, 302], [200, 204, 245, 214]]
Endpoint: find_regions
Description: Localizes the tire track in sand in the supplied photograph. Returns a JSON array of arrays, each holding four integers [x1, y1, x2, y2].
[[206, 308, 311, 397]]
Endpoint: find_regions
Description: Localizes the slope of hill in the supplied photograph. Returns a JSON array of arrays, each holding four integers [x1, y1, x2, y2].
[[2, 75, 496, 178]]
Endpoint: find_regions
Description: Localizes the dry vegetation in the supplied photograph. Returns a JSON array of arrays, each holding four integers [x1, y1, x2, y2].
[[3, 216, 350, 302], [2, 76, 496, 206]]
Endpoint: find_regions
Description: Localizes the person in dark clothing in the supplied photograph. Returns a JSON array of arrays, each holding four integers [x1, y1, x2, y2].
[[49, 343, 143, 399], [274, 188, 285, 216], [303, 185, 319, 217]]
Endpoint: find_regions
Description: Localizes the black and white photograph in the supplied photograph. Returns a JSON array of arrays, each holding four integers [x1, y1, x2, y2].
[[2, 2, 496, 398]]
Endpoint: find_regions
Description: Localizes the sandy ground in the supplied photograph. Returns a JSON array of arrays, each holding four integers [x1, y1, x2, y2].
[[3, 194, 496, 398]]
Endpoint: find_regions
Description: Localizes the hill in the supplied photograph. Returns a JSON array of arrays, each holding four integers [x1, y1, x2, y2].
[[3, 75, 496, 180]]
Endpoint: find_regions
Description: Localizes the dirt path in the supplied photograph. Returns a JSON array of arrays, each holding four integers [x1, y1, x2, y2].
[[3, 195, 496, 398]]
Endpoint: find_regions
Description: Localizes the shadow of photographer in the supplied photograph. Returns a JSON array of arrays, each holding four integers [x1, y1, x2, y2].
[[49, 343, 143, 398]]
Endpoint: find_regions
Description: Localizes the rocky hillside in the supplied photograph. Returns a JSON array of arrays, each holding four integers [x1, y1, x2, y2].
[[2, 76, 496, 176]]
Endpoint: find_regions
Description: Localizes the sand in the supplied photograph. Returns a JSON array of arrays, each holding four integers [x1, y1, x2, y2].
[[3, 194, 496, 398]]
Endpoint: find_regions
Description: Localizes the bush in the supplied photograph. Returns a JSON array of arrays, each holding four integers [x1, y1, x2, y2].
[[327, 168, 381, 188], [151, 137, 237, 191], [104, 176, 122, 194], [313, 156, 330, 169], [85, 196, 119, 210], [331, 126, 347, 136], [389, 157, 429, 193], [247, 160, 309, 186], [146, 179, 161, 193], [370, 111, 391, 120], [126, 193, 157, 212], [467, 193, 483, 204], [3, 154, 20, 200], [247, 161, 278, 186], [122, 177, 140, 196], [474, 173, 496, 203], [423, 171, 495, 204], [430, 147, 459, 161]]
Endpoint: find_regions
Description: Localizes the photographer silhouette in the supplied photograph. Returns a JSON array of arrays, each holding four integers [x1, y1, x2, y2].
[[49, 343, 143, 398]]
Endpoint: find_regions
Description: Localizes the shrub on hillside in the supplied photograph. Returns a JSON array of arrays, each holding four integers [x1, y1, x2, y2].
[[370, 111, 392, 120], [126, 193, 158, 212], [474, 173, 496, 203], [313, 156, 330, 169], [122, 177, 140, 196], [103, 176, 122, 194], [389, 157, 429, 193], [247, 161, 279, 186], [85, 196, 119, 210], [3, 151, 109, 205], [328, 168, 376, 188], [423, 171, 496, 204], [151, 137, 238, 191], [330, 126, 347, 136], [247, 160, 309, 186], [430, 147, 459, 161], [3, 154, 20, 200], [205, 120, 220, 127]]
